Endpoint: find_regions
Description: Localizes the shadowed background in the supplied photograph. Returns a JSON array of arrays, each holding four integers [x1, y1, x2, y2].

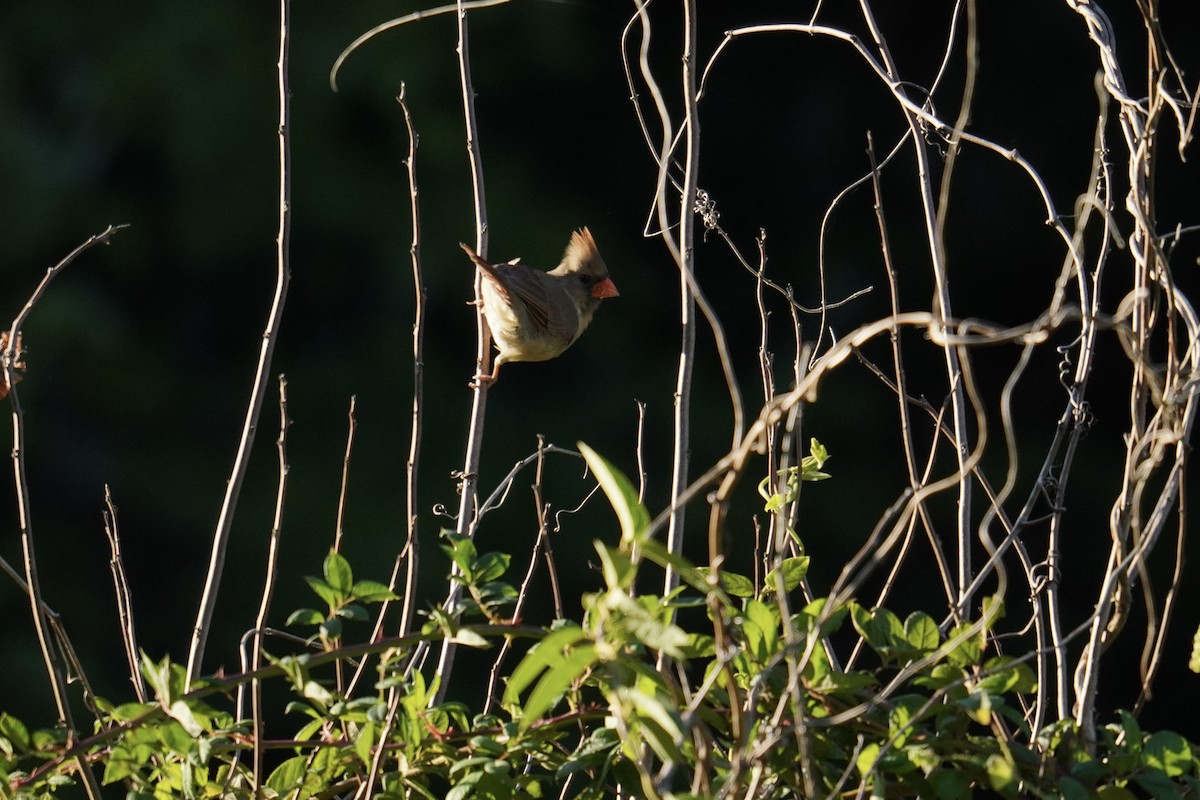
[[2, 0, 1198, 740]]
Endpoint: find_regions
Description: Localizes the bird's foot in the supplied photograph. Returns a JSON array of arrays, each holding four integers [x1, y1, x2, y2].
[[469, 373, 497, 390]]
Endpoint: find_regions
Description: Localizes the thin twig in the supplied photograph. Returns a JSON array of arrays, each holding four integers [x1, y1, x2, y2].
[[329, 0, 510, 92], [634, 399, 648, 504], [865, 132, 957, 615], [431, 0, 493, 705], [333, 395, 358, 554], [484, 436, 556, 713], [248, 374, 289, 788], [357, 675, 405, 799], [397, 83, 425, 644], [666, 0, 700, 600], [924, 0, 978, 610], [185, 0, 292, 684], [347, 83, 428, 700], [4, 224, 124, 800], [102, 486, 145, 703]]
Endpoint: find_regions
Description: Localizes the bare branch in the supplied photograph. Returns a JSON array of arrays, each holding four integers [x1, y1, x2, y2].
[[186, 0, 292, 684]]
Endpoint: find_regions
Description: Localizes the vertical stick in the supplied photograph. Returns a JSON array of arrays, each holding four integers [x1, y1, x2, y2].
[[398, 85, 425, 643], [250, 375, 289, 786], [185, 0, 291, 685], [431, 0, 491, 704], [665, 0, 700, 595]]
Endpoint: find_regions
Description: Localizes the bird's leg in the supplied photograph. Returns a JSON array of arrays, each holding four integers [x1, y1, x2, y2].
[[469, 357, 501, 389]]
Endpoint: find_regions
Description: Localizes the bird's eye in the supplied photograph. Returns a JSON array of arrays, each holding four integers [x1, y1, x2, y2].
[[578, 274, 592, 285]]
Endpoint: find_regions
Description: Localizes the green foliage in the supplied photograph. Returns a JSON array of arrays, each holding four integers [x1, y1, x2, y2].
[[1190, 624, 1200, 673], [4, 448, 1199, 799], [440, 532, 519, 624], [286, 549, 399, 646], [758, 437, 831, 514]]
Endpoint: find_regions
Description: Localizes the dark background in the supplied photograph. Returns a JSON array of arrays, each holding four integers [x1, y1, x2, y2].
[[2, 0, 1199, 741]]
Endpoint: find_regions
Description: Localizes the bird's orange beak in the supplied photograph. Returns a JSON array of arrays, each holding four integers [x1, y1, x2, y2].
[[592, 277, 619, 299]]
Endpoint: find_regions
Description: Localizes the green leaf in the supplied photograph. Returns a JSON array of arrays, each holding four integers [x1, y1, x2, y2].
[[741, 599, 780, 661], [763, 556, 809, 593], [479, 580, 518, 607], [904, 611, 940, 651], [338, 602, 369, 622], [355, 720, 379, 766], [320, 617, 343, 641], [560, 726, 620, 775], [888, 695, 925, 748], [504, 625, 589, 707], [594, 541, 636, 591], [453, 628, 491, 648], [406, 670, 429, 708], [800, 640, 832, 688], [1144, 730, 1193, 778], [960, 689, 993, 725], [980, 593, 1006, 631], [1128, 767, 1185, 800], [913, 663, 967, 695], [601, 591, 689, 656], [905, 743, 938, 772], [286, 608, 325, 626], [807, 438, 829, 469], [353, 580, 399, 603], [981, 656, 1038, 694], [796, 597, 848, 638], [946, 620, 985, 667], [324, 550, 354, 594], [1057, 776, 1093, 800], [1070, 756, 1111, 782], [800, 467, 830, 483], [470, 736, 506, 757], [1132, 768, 1184, 800], [166, 700, 203, 738], [850, 603, 905, 658], [266, 755, 311, 793], [761, 486, 786, 513], [474, 551, 511, 583], [578, 442, 650, 545], [303, 680, 334, 706], [985, 753, 1016, 793], [157, 720, 195, 755], [928, 769, 971, 799], [718, 569, 755, 598], [305, 576, 341, 609], [102, 748, 137, 784], [449, 755, 501, 776], [0, 713, 31, 752], [681, 632, 715, 658], [520, 644, 597, 730], [1117, 710, 1143, 751], [1189, 624, 1200, 673], [614, 686, 685, 765], [106, 701, 156, 723], [856, 741, 880, 777], [140, 652, 177, 704], [269, 652, 312, 690], [441, 533, 479, 575]]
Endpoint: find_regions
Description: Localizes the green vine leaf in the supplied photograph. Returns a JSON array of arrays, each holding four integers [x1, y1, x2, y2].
[[578, 441, 650, 545]]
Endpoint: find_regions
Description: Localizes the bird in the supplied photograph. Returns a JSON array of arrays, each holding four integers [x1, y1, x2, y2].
[[459, 227, 618, 384]]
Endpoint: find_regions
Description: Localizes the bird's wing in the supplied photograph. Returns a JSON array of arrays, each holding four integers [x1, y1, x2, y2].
[[496, 264, 579, 343]]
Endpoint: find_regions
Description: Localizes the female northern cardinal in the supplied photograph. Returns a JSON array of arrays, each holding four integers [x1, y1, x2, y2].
[[460, 228, 619, 383]]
